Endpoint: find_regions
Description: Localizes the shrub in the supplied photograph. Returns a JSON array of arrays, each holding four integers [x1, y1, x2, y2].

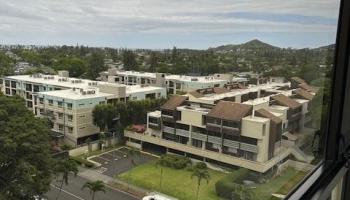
[[215, 169, 249, 199], [71, 156, 95, 168], [61, 144, 73, 151], [160, 154, 191, 169]]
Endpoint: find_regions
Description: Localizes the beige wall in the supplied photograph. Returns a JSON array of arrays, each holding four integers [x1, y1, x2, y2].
[[177, 109, 206, 128]]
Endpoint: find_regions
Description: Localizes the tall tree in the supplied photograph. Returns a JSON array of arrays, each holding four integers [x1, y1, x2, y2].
[[122, 50, 138, 71], [54, 158, 79, 200], [0, 94, 53, 199], [82, 180, 106, 200], [155, 156, 167, 191], [86, 52, 106, 79], [149, 52, 158, 72], [92, 104, 117, 132], [191, 168, 210, 200]]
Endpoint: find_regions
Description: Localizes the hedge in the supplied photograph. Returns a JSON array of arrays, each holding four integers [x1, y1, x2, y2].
[[71, 156, 95, 168], [160, 154, 191, 169]]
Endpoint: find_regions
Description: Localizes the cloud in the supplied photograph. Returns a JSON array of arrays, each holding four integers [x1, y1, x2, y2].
[[0, 0, 341, 48]]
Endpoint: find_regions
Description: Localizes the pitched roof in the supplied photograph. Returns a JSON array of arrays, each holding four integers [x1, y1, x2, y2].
[[207, 101, 252, 121], [294, 89, 314, 100], [160, 95, 188, 110], [299, 83, 318, 93], [291, 77, 306, 84], [255, 109, 282, 124], [271, 94, 301, 109]]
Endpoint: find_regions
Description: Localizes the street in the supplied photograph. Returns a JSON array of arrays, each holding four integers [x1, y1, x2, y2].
[[46, 175, 138, 200]]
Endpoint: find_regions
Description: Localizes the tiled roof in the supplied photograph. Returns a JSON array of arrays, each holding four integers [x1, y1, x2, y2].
[[255, 109, 282, 124], [271, 94, 301, 109], [160, 95, 188, 110], [207, 101, 252, 121]]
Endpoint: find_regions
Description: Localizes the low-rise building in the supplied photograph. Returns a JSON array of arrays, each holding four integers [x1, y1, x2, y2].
[[1, 71, 167, 146], [99, 69, 248, 94], [124, 79, 316, 173]]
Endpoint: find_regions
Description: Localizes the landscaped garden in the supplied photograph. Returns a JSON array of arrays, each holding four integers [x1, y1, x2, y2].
[[117, 154, 309, 200]]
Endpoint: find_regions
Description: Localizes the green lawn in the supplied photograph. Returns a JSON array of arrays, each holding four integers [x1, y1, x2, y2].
[[118, 160, 308, 200], [253, 168, 308, 200], [118, 161, 226, 200]]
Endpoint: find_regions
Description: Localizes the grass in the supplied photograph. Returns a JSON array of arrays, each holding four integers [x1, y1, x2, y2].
[[118, 161, 226, 200], [253, 167, 308, 200], [117, 159, 308, 200]]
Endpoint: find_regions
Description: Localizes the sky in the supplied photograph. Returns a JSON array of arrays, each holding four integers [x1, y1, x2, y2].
[[0, 0, 341, 49]]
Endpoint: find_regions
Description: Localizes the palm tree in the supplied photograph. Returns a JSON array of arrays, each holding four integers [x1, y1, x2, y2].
[[82, 180, 106, 200], [54, 159, 79, 200], [231, 183, 254, 200], [155, 156, 167, 191], [191, 169, 210, 200], [127, 148, 140, 189]]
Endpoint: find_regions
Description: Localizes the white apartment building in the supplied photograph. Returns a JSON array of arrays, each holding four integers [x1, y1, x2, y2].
[[1, 71, 167, 146], [124, 79, 316, 173], [99, 68, 248, 95]]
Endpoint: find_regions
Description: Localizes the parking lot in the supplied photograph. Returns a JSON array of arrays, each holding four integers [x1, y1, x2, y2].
[[89, 147, 156, 177]]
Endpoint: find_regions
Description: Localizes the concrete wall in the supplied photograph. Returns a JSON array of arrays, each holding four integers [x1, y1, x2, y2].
[[177, 109, 206, 128]]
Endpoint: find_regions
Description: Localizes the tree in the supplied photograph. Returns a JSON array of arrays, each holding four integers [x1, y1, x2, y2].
[[54, 159, 79, 200], [86, 52, 106, 79], [149, 52, 158, 72], [0, 94, 53, 199], [122, 50, 138, 71], [54, 57, 86, 77], [0, 53, 14, 76], [191, 168, 210, 200], [92, 104, 117, 132], [155, 156, 167, 191], [127, 148, 140, 189], [231, 183, 254, 200], [82, 180, 106, 200]]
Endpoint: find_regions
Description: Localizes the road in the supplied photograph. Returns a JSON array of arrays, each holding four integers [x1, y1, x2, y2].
[[45, 175, 138, 200]]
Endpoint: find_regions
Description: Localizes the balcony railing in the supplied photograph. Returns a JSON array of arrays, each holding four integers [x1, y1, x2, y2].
[[208, 135, 222, 144], [223, 139, 240, 149], [163, 126, 175, 134], [176, 129, 189, 137], [192, 132, 207, 141], [240, 143, 258, 153]]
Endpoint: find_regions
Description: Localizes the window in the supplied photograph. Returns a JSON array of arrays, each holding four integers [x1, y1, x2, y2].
[[58, 113, 63, 119], [67, 103, 72, 110], [5, 80, 10, 87], [39, 98, 44, 104], [67, 127, 73, 134], [67, 115, 73, 122], [48, 99, 53, 106], [58, 124, 64, 131], [57, 101, 63, 108]]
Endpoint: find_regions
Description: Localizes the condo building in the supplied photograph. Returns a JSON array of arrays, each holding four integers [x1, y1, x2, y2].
[[124, 78, 316, 173], [98, 68, 248, 95], [1, 71, 166, 146]]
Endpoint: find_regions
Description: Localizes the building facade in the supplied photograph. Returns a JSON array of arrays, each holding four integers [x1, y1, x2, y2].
[[124, 78, 316, 173]]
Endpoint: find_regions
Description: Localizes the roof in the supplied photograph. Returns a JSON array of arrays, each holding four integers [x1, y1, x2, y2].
[[255, 109, 282, 124], [271, 94, 301, 109], [299, 83, 318, 93], [160, 95, 188, 110], [189, 87, 230, 98], [207, 101, 252, 121], [294, 89, 314, 100], [291, 77, 306, 84]]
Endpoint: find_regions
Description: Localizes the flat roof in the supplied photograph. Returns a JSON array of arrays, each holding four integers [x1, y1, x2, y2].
[[148, 110, 161, 118], [243, 115, 270, 123], [38, 88, 113, 100], [126, 85, 165, 94], [5, 74, 123, 89]]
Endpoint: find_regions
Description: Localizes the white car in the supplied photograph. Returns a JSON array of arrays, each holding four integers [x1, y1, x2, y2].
[[142, 193, 178, 200]]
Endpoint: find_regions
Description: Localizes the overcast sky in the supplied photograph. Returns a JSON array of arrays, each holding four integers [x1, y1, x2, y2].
[[0, 0, 341, 49]]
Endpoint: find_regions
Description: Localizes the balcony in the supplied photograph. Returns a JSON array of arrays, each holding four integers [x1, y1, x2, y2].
[[206, 122, 221, 132], [240, 143, 258, 153], [192, 132, 207, 141], [223, 139, 240, 149], [176, 129, 189, 137], [222, 126, 240, 135], [163, 126, 175, 134], [208, 135, 222, 145]]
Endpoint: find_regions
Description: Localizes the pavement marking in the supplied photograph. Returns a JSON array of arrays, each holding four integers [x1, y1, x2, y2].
[[97, 156, 111, 162], [50, 184, 85, 200]]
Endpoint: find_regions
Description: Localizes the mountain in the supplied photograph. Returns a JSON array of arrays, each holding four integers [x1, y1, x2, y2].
[[209, 39, 280, 52]]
